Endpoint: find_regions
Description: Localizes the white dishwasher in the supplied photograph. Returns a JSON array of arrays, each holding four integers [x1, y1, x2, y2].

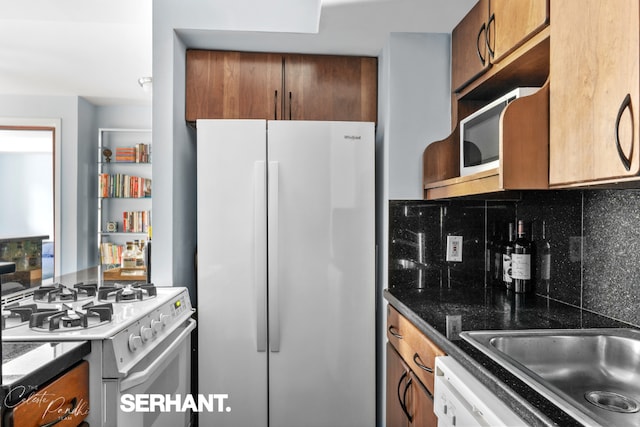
[[434, 355, 527, 427]]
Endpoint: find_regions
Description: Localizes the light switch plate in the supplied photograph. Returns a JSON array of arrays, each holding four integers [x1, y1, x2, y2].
[[446, 235, 463, 262]]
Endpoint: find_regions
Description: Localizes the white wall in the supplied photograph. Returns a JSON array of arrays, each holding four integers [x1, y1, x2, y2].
[[0, 150, 52, 238]]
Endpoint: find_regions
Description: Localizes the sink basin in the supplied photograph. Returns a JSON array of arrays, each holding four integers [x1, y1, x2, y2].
[[460, 328, 640, 427]]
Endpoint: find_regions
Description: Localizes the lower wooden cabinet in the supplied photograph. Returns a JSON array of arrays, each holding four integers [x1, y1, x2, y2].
[[8, 361, 89, 427], [387, 304, 443, 427], [386, 343, 438, 427]]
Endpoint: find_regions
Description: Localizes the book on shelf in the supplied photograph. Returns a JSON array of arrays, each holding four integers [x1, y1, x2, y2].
[[99, 173, 152, 198], [100, 242, 123, 266], [122, 210, 151, 233], [113, 144, 151, 163]]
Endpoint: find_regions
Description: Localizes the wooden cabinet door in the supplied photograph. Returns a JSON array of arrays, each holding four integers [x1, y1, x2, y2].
[[10, 361, 89, 427], [409, 372, 438, 427], [549, 0, 640, 186], [386, 343, 410, 427], [487, 0, 549, 63], [185, 50, 283, 123], [283, 54, 377, 122], [452, 0, 490, 91]]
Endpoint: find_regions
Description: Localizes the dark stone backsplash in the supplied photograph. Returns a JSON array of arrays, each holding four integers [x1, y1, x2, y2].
[[389, 190, 640, 328]]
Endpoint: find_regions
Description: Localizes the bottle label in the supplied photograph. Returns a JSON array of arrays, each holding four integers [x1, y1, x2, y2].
[[502, 254, 512, 283], [511, 253, 531, 280]]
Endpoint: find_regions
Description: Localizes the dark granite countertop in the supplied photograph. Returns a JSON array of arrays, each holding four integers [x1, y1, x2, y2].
[[1, 341, 91, 407], [384, 284, 633, 427]]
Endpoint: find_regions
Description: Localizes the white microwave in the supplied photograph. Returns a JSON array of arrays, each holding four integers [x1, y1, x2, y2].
[[460, 87, 539, 176]]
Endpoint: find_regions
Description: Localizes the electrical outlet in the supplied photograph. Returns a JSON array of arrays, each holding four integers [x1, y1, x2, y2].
[[446, 235, 463, 262], [446, 315, 462, 340]]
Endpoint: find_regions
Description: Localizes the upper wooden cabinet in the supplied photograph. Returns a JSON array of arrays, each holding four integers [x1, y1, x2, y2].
[[186, 50, 377, 125], [283, 54, 377, 122], [186, 50, 283, 122], [452, 0, 549, 92], [549, 0, 640, 187], [452, 0, 490, 92], [487, 0, 549, 64]]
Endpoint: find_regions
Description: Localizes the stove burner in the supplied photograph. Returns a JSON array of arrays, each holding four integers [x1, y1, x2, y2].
[[33, 282, 97, 303], [74, 282, 98, 297], [98, 282, 157, 303], [29, 301, 114, 331], [1, 303, 58, 330]]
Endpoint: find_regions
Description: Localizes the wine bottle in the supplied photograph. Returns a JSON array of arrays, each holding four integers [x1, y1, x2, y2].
[[512, 220, 533, 293], [490, 222, 503, 287], [502, 222, 515, 289], [540, 220, 551, 294]]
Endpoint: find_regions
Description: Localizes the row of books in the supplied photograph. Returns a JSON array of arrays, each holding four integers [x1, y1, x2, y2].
[[99, 173, 152, 198], [100, 242, 123, 266], [114, 144, 151, 163], [122, 210, 151, 233]]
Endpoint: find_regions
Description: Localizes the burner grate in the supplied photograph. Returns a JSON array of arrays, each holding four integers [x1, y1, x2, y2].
[[98, 282, 157, 302], [29, 302, 114, 331]]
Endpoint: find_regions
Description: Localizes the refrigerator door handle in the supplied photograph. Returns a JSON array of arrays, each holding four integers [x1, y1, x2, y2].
[[268, 161, 280, 352], [255, 161, 268, 352]]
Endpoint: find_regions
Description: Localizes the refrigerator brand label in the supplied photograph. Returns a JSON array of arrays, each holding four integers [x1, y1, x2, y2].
[[344, 135, 361, 140]]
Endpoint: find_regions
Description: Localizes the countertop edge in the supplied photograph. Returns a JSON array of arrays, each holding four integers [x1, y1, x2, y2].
[[384, 289, 563, 427], [1, 341, 91, 407]]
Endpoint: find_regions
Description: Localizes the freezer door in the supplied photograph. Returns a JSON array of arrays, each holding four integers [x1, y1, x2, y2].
[[196, 119, 268, 427], [267, 121, 376, 427]]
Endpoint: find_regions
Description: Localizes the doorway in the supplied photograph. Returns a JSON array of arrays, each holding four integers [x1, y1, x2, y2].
[[0, 121, 59, 282]]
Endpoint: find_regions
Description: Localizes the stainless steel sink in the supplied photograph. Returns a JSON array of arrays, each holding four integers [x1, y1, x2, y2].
[[460, 328, 640, 427]]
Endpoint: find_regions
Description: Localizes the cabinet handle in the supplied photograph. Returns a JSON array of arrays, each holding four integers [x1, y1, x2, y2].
[[397, 371, 409, 418], [476, 22, 487, 65], [39, 397, 78, 427], [615, 93, 633, 171], [413, 352, 434, 373], [402, 376, 414, 422], [388, 324, 403, 339], [288, 91, 292, 120], [274, 90, 278, 120], [486, 13, 495, 59]]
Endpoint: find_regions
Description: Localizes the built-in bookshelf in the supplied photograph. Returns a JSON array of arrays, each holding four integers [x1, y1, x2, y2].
[[97, 128, 151, 274]]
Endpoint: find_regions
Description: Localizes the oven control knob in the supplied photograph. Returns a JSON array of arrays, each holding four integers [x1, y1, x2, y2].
[[151, 319, 162, 334], [141, 326, 153, 342], [128, 334, 143, 352], [159, 313, 170, 327]]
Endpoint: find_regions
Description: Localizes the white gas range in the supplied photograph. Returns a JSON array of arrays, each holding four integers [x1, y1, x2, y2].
[[1, 282, 196, 427]]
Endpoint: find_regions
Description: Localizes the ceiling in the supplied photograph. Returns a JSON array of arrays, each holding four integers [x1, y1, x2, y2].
[[0, 0, 475, 107]]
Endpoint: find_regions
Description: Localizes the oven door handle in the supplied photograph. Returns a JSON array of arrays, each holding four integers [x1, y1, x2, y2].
[[120, 319, 196, 392]]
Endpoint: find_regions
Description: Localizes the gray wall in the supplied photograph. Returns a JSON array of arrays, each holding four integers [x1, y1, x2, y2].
[[376, 32, 451, 427], [0, 94, 94, 275]]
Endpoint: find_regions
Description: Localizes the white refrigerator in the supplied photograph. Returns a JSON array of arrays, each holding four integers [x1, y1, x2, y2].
[[196, 119, 375, 427]]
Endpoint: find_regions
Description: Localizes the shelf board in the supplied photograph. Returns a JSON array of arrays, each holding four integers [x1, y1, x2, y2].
[[424, 168, 501, 199]]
